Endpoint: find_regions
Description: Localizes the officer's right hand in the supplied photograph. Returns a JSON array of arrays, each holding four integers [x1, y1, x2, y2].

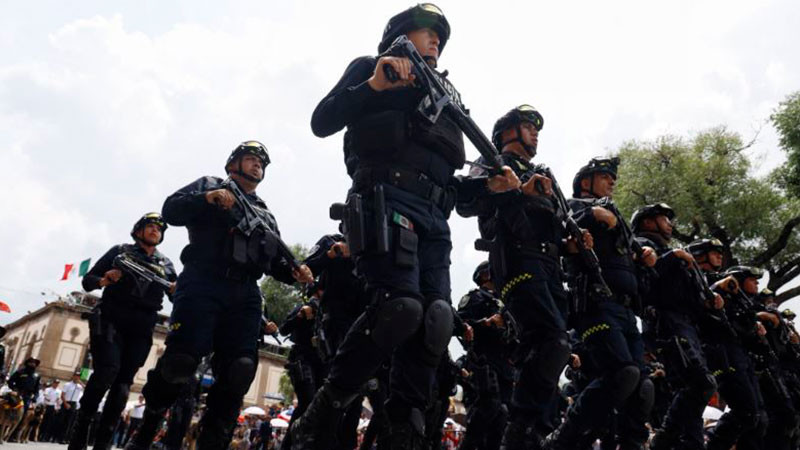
[[326, 242, 351, 259], [672, 249, 695, 265], [487, 166, 521, 193], [639, 246, 657, 268], [592, 206, 618, 229], [369, 56, 416, 91], [484, 313, 505, 328], [206, 189, 235, 210], [298, 305, 315, 320], [709, 293, 725, 310], [100, 269, 122, 287], [714, 275, 739, 294], [521, 174, 553, 197]]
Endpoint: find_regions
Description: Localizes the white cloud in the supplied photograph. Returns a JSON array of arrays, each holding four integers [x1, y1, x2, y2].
[[1, 0, 799, 324]]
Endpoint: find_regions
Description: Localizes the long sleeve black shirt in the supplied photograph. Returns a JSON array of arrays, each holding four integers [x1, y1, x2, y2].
[[161, 176, 293, 284], [82, 243, 176, 331]]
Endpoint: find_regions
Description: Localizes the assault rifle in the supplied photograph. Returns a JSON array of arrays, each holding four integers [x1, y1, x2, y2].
[[683, 262, 737, 337], [222, 178, 302, 272], [596, 197, 658, 279], [112, 253, 172, 293], [381, 35, 504, 175], [539, 166, 613, 299]]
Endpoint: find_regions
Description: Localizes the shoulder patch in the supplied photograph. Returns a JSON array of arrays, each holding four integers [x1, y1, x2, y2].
[[458, 294, 472, 309]]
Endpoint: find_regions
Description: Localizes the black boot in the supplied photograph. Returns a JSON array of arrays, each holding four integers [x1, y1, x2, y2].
[[68, 412, 94, 450], [541, 417, 585, 450], [289, 382, 358, 450], [196, 414, 236, 450], [123, 408, 165, 450], [500, 419, 542, 450]]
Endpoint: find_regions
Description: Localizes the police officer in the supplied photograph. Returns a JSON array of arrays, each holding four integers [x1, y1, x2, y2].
[[458, 106, 592, 450], [125, 141, 313, 450], [68, 213, 176, 450], [544, 157, 657, 450], [721, 266, 798, 450], [279, 288, 325, 450], [291, 5, 518, 449], [688, 240, 764, 450], [7, 357, 41, 409], [457, 262, 514, 450], [632, 204, 722, 450]]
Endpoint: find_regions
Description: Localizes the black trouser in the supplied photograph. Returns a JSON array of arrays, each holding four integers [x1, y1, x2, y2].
[[140, 265, 263, 447], [281, 351, 325, 450], [503, 256, 570, 433], [78, 317, 153, 447], [656, 313, 716, 450], [359, 367, 390, 450], [58, 402, 79, 443], [161, 391, 197, 450], [326, 184, 453, 420], [460, 362, 513, 450], [759, 364, 799, 450], [705, 341, 764, 450], [40, 405, 58, 441]]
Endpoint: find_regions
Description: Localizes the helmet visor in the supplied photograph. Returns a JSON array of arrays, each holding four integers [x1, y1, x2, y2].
[[516, 104, 544, 130]]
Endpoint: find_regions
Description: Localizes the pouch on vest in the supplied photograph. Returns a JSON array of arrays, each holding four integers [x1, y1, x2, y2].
[[349, 110, 408, 158], [394, 226, 418, 269]]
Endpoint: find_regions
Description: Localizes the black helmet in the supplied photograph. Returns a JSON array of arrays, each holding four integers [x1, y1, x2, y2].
[[781, 308, 796, 321], [226, 140, 270, 182], [472, 261, 490, 285], [723, 265, 764, 282], [131, 212, 167, 244], [572, 156, 620, 197], [378, 4, 451, 55], [686, 238, 724, 257], [491, 105, 544, 157], [631, 203, 675, 232]]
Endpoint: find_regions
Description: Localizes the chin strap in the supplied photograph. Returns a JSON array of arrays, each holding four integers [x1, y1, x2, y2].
[[231, 159, 264, 183]]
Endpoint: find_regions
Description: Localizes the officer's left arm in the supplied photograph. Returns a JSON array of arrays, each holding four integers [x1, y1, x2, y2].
[[82, 245, 123, 292], [163, 257, 178, 299]]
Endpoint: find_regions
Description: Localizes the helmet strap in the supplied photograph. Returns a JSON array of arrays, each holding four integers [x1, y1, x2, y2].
[[231, 157, 264, 183]]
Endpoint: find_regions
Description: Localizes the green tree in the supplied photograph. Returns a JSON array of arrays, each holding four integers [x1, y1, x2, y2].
[[612, 126, 800, 304], [771, 91, 800, 197], [260, 243, 311, 327], [278, 371, 295, 404]]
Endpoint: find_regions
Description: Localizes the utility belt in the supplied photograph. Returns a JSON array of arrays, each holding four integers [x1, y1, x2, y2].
[[597, 292, 636, 308], [353, 167, 455, 214], [512, 240, 560, 259], [186, 262, 261, 283]]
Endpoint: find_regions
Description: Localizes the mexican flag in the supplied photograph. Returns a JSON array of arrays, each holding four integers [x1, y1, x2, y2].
[[61, 258, 91, 281]]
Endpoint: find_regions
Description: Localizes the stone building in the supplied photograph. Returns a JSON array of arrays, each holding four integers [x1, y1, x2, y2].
[[1, 293, 289, 407]]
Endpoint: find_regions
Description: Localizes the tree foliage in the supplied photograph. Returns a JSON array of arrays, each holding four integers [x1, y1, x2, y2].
[[612, 126, 800, 304], [771, 90, 800, 198], [278, 371, 295, 404], [260, 243, 310, 326]]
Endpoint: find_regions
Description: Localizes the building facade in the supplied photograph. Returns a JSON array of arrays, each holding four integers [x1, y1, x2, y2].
[[1, 293, 289, 407]]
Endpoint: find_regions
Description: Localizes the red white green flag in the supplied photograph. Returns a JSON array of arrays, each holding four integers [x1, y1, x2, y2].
[[61, 258, 91, 280]]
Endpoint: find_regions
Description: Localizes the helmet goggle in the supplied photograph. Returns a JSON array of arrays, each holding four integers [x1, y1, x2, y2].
[[235, 141, 270, 166], [142, 213, 166, 230], [586, 156, 620, 173], [418, 3, 443, 15], [515, 104, 544, 131]]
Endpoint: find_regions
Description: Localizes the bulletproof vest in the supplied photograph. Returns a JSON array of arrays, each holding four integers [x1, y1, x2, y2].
[[225, 198, 280, 274], [569, 198, 636, 273], [111, 244, 171, 311], [635, 232, 671, 256], [346, 57, 465, 171]]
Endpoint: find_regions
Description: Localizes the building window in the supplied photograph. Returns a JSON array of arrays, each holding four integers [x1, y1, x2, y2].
[[70, 327, 80, 342]]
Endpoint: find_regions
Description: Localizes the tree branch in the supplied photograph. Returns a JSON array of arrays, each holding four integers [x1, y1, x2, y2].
[[777, 285, 800, 306], [750, 215, 800, 266], [631, 190, 649, 204]]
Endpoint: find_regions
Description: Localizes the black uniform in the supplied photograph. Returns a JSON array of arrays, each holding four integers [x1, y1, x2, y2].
[[302, 234, 370, 450], [548, 198, 652, 449], [129, 176, 296, 450], [7, 363, 41, 408], [457, 287, 513, 450], [459, 152, 571, 448], [280, 301, 325, 450], [635, 232, 717, 450], [72, 243, 176, 450], [703, 275, 765, 450], [291, 47, 487, 448]]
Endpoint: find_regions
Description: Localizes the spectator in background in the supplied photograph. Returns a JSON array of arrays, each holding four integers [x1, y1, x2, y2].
[[58, 372, 85, 443], [39, 379, 62, 442]]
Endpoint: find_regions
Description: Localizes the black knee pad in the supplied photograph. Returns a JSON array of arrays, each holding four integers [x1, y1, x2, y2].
[[530, 333, 571, 382], [612, 365, 641, 400], [159, 352, 198, 384], [226, 356, 257, 396], [638, 378, 655, 414], [370, 293, 423, 352], [421, 299, 454, 364]]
